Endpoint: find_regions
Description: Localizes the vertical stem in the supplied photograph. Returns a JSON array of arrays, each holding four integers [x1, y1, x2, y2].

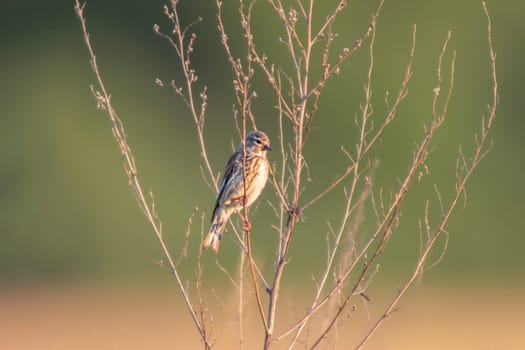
[[264, 1, 315, 348], [74, 2, 211, 348], [238, 237, 245, 349]]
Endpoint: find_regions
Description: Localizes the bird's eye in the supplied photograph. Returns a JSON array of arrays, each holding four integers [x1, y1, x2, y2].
[[255, 138, 262, 144]]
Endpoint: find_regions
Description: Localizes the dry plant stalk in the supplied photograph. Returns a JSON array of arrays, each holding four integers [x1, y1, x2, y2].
[[74, 1, 214, 348], [76, 0, 497, 349]]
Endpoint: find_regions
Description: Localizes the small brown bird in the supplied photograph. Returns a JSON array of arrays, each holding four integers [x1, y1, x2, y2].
[[203, 131, 271, 253]]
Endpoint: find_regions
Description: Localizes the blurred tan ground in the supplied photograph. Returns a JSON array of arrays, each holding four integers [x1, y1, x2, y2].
[[1, 283, 523, 349]]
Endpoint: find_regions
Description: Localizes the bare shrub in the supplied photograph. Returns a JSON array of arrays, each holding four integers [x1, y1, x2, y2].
[[75, 1, 497, 349]]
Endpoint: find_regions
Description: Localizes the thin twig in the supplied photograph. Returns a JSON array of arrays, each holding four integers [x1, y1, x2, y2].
[[75, 2, 211, 348], [354, 5, 497, 347]]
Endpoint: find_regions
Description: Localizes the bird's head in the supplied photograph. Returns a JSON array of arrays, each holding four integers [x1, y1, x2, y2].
[[244, 130, 271, 154]]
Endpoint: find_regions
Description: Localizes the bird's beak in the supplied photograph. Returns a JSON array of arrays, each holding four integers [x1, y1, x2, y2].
[[263, 144, 272, 151]]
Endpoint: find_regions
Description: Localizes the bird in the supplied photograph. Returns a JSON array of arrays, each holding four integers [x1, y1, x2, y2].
[[203, 130, 272, 253]]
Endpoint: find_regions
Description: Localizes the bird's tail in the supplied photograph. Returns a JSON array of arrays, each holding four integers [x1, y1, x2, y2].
[[203, 209, 230, 253]]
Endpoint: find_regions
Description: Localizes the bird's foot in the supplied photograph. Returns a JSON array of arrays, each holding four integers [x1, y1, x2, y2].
[[243, 219, 251, 232]]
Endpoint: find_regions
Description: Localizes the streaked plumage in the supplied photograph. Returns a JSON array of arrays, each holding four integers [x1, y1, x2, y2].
[[203, 131, 271, 253]]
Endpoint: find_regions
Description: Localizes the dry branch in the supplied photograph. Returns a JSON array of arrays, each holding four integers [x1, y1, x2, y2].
[[76, 0, 497, 349], [75, 1, 212, 348]]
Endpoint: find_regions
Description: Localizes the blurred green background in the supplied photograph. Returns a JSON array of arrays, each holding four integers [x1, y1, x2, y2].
[[0, 0, 523, 289]]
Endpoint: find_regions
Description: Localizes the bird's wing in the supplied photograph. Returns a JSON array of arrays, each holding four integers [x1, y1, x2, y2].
[[211, 149, 241, 221]]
